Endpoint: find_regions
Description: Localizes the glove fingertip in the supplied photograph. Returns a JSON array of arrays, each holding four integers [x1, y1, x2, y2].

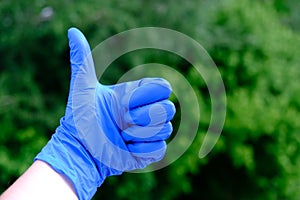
[[68, 27, 91, 56]]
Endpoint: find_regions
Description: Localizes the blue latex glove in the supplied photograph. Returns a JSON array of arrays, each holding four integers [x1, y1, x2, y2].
[[35, 27, 175, 200]]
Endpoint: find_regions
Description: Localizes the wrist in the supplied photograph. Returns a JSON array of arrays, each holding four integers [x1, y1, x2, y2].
[[35, 125, 101, 200]]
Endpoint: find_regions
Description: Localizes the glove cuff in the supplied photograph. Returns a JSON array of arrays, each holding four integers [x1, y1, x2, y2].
[[34, 127, 102, 200]]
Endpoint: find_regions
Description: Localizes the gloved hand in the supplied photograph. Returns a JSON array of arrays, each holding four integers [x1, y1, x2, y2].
[[35, 27, 175, 200]]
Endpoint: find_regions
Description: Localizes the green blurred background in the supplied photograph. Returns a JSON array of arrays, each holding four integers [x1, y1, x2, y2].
[[1, 0, 300, 199]]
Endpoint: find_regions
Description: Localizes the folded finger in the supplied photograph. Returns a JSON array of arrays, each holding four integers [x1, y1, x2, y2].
[[127, 141, 167, 163], [122, 122, 173, 142], [125, 100, 175, 126], [127, 78, 172, 109]]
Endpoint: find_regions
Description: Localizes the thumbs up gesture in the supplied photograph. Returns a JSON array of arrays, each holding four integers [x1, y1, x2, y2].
[[35, 27, 175, 200]]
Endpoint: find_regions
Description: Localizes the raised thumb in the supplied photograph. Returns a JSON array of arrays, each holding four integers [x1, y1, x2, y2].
[[68, 27, 97, 91]]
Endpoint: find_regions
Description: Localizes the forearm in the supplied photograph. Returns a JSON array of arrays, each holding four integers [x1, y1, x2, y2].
[[0, 160, 78, 200]]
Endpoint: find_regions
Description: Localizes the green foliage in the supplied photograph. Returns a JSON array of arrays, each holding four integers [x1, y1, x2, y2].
[[1, 0, 300, 199]]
